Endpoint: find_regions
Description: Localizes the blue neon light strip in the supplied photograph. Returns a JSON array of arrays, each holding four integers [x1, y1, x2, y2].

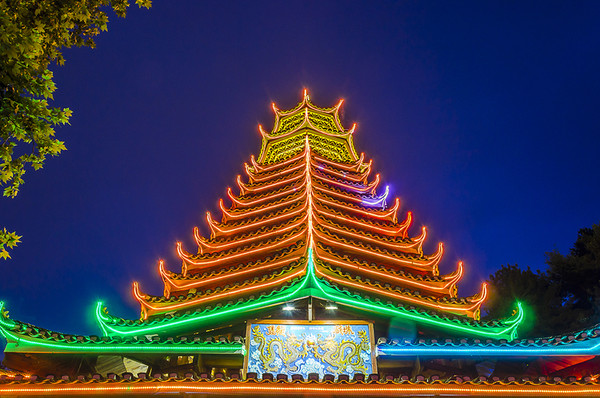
[[377, 336, 600, 357]]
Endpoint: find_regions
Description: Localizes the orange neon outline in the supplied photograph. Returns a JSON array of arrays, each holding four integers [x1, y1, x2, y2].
[[244, 160, 304, 183], [194, 214, 308, 254], [314, 193, 399, 222], [260, 106, 353, 141], [2, 381, 600, 396], [206, 199, 308, 238], [251, 145, 308, 172], [236, 169, 305, 195], [312, 182, 364, 203], [314, 205, 412, 238], [314, 264, 485, 318], [160, 255, 302, 297], [317, 221, 425, 254], [313, 171, 380, 195], [313, 227, 443, 275], [227, 183, 304, 208], [134, 265, 306, 316], [219, 189, 305, 221], [178, 227, 307, 269], [272, 88, 343, 118], [315, 248, 463, 296], [312, 161, 369, 183], [313, 152, 365, 172]]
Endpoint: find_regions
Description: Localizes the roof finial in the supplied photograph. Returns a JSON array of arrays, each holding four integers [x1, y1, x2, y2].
[[258, 124, 268, 137], [303, 88, 310, 103]]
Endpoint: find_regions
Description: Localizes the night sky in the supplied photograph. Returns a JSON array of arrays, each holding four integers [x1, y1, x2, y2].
[[1, 1, 599, 339]]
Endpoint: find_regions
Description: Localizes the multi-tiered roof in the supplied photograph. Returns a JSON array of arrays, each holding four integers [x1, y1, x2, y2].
[[91, 90, 522, 340], [4, 91, 600, 396]]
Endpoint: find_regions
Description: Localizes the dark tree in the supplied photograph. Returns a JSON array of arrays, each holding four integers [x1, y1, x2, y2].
[[483, 264, 563, 338], [546, 223, 600, 331], [485, 223, 600, 338]]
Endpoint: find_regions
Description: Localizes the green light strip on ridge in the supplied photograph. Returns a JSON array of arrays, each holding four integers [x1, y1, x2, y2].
[[0, 328, 243, 354]]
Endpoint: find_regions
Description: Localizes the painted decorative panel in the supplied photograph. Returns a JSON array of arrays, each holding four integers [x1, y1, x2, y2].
[[245, 320, 375, 379]]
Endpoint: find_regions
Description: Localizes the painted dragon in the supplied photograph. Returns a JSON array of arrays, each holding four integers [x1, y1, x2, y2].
[[314, 329, 370, 375]]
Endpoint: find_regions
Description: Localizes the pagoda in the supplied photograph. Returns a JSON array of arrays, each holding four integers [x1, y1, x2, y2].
[[1, 91, 599, 397]]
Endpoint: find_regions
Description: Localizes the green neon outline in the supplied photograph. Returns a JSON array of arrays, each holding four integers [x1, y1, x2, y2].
[[0, 302, 16, 329], [95, 249, 524, 340], [96, 271, 312, 336], [0, 328, 243, 354], [306, 250, 524, 340]]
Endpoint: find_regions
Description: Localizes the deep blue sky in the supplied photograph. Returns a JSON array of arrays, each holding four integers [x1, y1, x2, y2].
[[1, 1, 599, 337]]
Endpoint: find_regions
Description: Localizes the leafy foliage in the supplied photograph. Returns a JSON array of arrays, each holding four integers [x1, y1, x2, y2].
[[0, 228, 21, 259], [484, 223, 600, 337], [0, 0, 151, 258]]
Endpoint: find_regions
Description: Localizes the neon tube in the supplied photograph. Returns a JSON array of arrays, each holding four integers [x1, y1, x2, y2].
[[96, 266, 312, 336], [316, 249, 462, 296], [134, 266, 306, 316], [219, 191, 304, 221], [306, 252, 522, 340], [314, 206, 412, 239], [244, 160, 304, 183], [314, 265, 482, 318], [313, 172, 380, 195], [236, 170, 305, 195], [377, 333, 600, 356], [313, 228, 442, 273], [251, 144, 308, 173], [161, 255, 301, 294], [313, 182, 364, 203], [311, 158, 370, 183], [177, 228, 306, 268], [194, 214, 307, 253], [314, 193, 399, 222], [317, 222, 425, 254], [313, 152, 365, 172], [260, 107, 353, 141], [362, 185, 390, 208], [205, 200, 308, 237], [1, 381, 599, 396], [0, 328, 243, 354], [227, 184, 304, 208]]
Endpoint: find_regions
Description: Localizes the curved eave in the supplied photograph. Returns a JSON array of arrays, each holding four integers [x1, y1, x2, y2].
[[177, 227, 307, 274], [314, 192, 400, 223], [315, 245, 461, 297], [377, 330, 600, 357], [313, 170, 380, 195], [315, 263, 484, 319], [317, 219, 426, 255], [94, 267, 522, 340], [219, 187, 305, 223], [161, 245, 306, 296], [0, 329, 243, 355], [314, 152, 366, 173], [206, 200, 308, 239], [135, 264, 307, 319], [313, 227, 442, 275], [195, 213, 307, 254], [258, 128, 358, 165], [314, 205, 412, 239]]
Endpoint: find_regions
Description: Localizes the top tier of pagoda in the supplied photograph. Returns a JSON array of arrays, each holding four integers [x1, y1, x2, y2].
[[95, 90, 522, 340]]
